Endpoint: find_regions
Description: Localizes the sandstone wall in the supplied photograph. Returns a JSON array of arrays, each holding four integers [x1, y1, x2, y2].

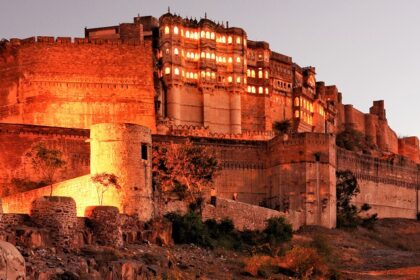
[[0, 38, 156, 131], [202, 198, 301, 230], [0, 123, 90, 196], [1, 175, 105, 217], [337, 148, 419, 219]]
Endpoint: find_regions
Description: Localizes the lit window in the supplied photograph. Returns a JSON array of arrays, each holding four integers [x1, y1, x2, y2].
[[174, 48, 179, 55], [294, 97, 300, 106], [186, 30, 190, 38], [265, 87, 269, 94], [194, 73, 198, 79], [265, 71, 269, 79], [211, 72, 216, 79], [228, 76, 233, 83], [206, 31, 210, 39], [223, 57, 226, 63], [194, 32, 198, 39], [174, 68, 179, 75], [236, 37, 241, 44], [186, 72, 190, 78], [211, 32, 215, 39], [201, 31, 205, 37], [244, 78, 247, 84], [228, 57, 233, 63], [174, 26, 179, 34], [247, 69, 250, 77], [181, 29, 184, 36], [195, 53, 199, 60], [165, 67, 170, 74], [295, 110, 299, 118], [247, 86, 251, 92], [252, 86, 256, 93], [258, 87, 263, 94], [236, 57, 241, 63], [206, 52, 210, 59], [165, 48, 170, 54], [222, 36, 226, 43], [211, 53, 215, 60], [201, 52, 205, 58], [258, 70, 263, 79], [244, 40, 247, 47], [236, 77, 241, 83], [164, 26, 170, 34], [201, 71, 205, 77], [206, 71, 211, 79], [228, 36, 232, 44], [251, 70, 255, 78], [186, 52, 190, 58]]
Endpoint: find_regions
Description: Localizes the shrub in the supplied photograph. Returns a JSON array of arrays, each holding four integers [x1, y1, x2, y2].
[[264, 216, 293, 256], [284, 246, 329, 279]]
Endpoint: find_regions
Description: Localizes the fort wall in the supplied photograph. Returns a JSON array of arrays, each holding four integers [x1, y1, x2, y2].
[[0, 38, 156, 131], [0, 123, 90, 195], [337, 148, 419, 219]]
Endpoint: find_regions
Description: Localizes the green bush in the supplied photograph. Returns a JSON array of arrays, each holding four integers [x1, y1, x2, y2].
[[166, 212, 293, 253]]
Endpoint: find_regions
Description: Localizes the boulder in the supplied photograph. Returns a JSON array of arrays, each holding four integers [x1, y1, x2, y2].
[[0, 241, 26, 279]]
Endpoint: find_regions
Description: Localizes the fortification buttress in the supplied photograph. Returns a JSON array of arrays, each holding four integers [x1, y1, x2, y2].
[[90, 123, 153, 221]]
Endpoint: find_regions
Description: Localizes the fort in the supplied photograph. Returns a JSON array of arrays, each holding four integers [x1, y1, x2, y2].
[[0, 11, 419, 233]]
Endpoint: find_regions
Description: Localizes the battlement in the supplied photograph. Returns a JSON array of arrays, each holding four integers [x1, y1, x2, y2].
[[7, 36, 147, 47]]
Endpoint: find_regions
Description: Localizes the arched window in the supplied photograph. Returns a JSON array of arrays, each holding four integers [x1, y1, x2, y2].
[[186, 72, 190, 78], [223, 57, 226, 63], [174, 48, 179, 55], [164, 26, 170, 34], [222, 36, 226, 43], [247, 86, 251, 92], [186, 30, 190, 38], [165, 67, 170, 74], [211, 53, 215, 60], [206, 71, 211, 79], [194, 73, 198, 79], [194, 32, 198, 39], [228, 36, 232, 44], [201, 52, 205, 58], [247, 69, 251, 77], [201, 71, 205, 77], [174, 26, 179, 34], [236, 37, 241, 44], [236, 77, 241, 83], [211, 32, 215, 39], [206, 52, 210, 59], [195, 53, 199, 60], [236, 57, 241, 63], [201, 31, 205, 38], [258, 70, 263, 79], [258, 86, 263, 94], [206, 31, 210, 39], [295, 110, 299, 118], [294, 97, 300, 106], [174, 68, 179, 75], [251, 70, 255, 78], [265, 71, 269, 79], [228, 76, 233, 83], [228, 57, 233, 63], [252, 86, 256, 93], [265, 88, 269, 94], [211, 72, 216, 79]]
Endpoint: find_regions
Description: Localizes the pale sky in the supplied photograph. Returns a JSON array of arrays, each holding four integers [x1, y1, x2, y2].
[[1, 0, 419, 137]]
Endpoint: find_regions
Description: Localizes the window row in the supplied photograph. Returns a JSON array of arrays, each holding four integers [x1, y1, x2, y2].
[[247, 86, 269, 94], [163, 26, 244, 45], [294, 97, 314, 112], [247, 69, 269, 79], [295, 110, 314, 125], [164, 67, 244, 84], [167, 48, 243, 64]]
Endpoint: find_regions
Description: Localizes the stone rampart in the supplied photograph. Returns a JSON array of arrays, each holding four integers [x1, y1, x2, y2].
[[337, 148, 420, 219]]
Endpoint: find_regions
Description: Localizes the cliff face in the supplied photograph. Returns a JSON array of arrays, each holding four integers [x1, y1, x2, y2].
[[0, 38, 156, 132]]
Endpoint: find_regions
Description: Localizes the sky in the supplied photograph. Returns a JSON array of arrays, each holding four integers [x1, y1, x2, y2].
[[1, 0, 419, 137]]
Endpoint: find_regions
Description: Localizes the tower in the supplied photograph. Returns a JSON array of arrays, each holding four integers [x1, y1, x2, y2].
[[90, 123, 153, 221]]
